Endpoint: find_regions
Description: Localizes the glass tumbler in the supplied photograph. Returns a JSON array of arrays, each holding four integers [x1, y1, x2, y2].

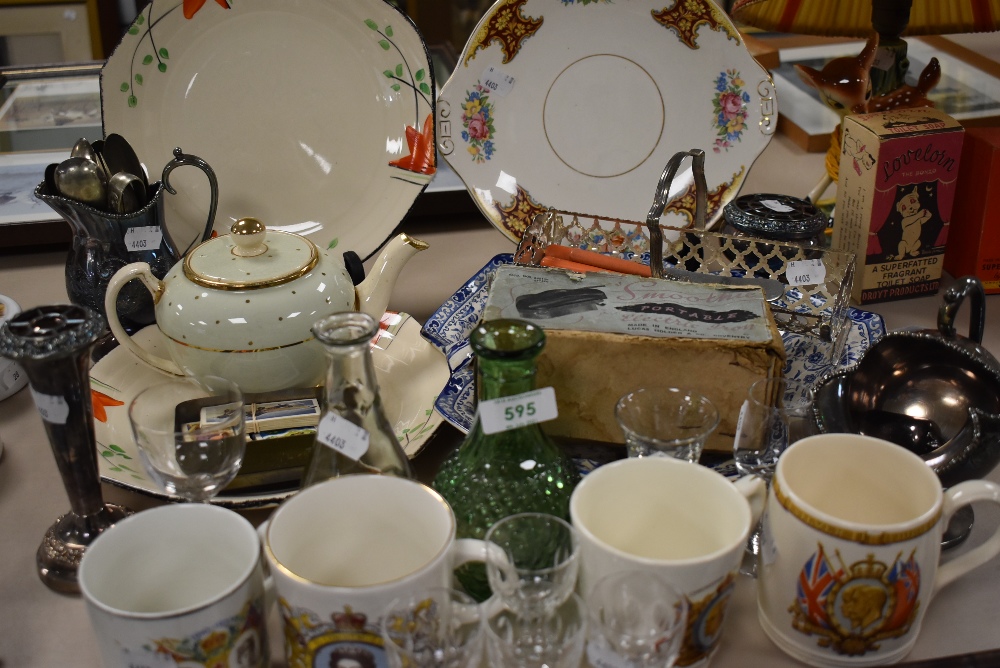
[[380, 587, 483, 668], [615, 388, 719, 462]]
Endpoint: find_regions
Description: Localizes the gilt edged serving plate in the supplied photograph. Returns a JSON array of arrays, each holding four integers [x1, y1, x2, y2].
[[93, 313, 447, 509], [437, 0, 777, 241], [102, 0, 435, 259]]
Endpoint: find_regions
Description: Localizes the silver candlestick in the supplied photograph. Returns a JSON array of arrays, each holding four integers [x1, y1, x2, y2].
[[0, 304, 131, 594]]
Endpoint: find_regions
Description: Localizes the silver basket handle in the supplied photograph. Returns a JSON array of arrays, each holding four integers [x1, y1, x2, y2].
[[645, 149, 707, 279]]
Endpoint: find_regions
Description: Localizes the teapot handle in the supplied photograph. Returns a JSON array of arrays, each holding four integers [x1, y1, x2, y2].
[[938, 276, 986, 343], [160, 147, 219, 261], [103, 262, 184, 377]]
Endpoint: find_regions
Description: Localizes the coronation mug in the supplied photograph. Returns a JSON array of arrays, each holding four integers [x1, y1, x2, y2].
[[758, 434, 1000, 667], [78, 504, 268, 668], [261, 475, 487, 666], [570, 456, 765, 667]]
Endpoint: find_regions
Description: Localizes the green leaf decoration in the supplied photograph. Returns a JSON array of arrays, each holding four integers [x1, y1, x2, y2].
[[391, 83, 401, 92], [159, 47, 169, 59], [379, 40, 390, 51], [395, 64, 403, 77], [101, 450, 114, 458], [158, 63, 167, 73], [110, 444, 126, 453], [385, 25, 393, 37], [128, 26, 139, 35], [136, 14, 145, 24], [327, 238, 339, 250], [128, 95, 138, 107], [415, 69, 425, 81], [135, 74, 144, 85], [419, 82, 431, 95], [383, 69, 394, 78], [120, 82, 129, 92], [110, 466, 123, 472], [143, 54, 153, 65], [364, 18, 378, 30]]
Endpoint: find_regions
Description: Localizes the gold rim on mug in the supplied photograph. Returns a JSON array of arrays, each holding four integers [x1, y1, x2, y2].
[[264, 476, 457, 588], [772, 476, 942, 546]]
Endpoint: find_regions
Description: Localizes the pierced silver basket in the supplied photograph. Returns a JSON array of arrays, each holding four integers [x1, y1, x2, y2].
[[513, 149, 857, 361]]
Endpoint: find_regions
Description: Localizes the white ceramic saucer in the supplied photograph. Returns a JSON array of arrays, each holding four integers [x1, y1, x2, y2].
[[92, 312, 448, 508], [437, 0, 777, 241]]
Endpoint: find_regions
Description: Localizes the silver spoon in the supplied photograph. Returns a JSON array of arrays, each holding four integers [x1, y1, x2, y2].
[[54, 157, 107, 207], [107, 172, 145, 214], [104, 133, 148, 195], [70, 139, 109, 182]]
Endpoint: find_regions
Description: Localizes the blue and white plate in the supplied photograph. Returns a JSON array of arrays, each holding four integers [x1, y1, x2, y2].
[[421, 254, 886, 436]]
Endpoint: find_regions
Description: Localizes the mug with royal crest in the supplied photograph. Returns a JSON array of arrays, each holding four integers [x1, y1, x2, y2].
[[261, 475, 488, 666], [570, 456, 766, 667], [757, 433, 1000, 666]]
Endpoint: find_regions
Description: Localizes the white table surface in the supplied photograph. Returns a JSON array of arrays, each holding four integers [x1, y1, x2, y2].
[[2, 33, 1000, 667]]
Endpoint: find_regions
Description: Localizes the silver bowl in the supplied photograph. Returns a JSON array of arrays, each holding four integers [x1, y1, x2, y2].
[[814, 277, 1000, 489]]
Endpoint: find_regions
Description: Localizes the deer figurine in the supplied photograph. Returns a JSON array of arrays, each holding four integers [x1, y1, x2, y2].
[[794, 33, 941, 204]]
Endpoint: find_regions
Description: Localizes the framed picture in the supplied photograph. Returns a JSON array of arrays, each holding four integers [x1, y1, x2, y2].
[[0, 150, 69, 225], [0, 77, 101, 132], [774, 37, 1000, 152]]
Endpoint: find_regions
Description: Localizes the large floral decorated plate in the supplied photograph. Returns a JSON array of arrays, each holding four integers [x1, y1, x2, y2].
[[102, 0, 435, 259], [436, 0, 777, 241], [423, 255, 885, 434], [93, 313, 447, 509]]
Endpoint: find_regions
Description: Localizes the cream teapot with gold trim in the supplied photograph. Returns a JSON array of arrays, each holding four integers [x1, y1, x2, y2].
[[104, 218, 428, 392]]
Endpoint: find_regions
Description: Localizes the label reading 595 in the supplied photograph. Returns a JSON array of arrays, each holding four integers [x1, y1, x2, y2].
[[478, 387, 558, 435]]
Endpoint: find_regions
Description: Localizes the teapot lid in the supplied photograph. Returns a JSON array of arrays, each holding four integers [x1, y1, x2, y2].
[[183, 218, 319, 290]]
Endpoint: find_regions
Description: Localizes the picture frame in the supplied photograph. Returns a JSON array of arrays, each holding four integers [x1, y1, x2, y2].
[[0, 62, 102, 249], [0, 150, 70, 225], [774, 36, 1000, 152]]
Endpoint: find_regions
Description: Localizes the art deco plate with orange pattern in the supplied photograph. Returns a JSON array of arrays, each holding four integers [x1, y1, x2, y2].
[[437, 0, 778, 241], [102, 0, 435, 259]]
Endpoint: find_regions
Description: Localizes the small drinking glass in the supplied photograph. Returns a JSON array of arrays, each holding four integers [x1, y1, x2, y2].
[[128, 375, 246, 503], [734, 377, 816, 575], [585, 571, 688, 668], [484, 592, 587, 667], [616, 388, 719, 462], [380, 588, 483, 668], [485, 513, 579, 621]]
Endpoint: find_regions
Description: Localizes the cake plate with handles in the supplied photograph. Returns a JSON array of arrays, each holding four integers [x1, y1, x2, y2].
[[436, 0, 777, 242]]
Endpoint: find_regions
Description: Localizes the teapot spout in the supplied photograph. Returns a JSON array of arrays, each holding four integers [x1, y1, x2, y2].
[[355, 233, 429, 318]]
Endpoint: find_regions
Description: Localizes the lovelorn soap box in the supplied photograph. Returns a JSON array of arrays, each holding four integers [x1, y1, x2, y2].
[[484, 265, 785, 451]]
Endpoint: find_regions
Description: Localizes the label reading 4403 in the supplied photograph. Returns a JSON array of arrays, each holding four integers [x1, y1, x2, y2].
[[316, 413, 370, 461], [123, 226, 163, 252], [478, 387, 558, 435]]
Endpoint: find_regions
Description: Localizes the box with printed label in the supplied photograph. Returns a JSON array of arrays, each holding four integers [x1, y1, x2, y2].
[[483, 265, 785, 452], [944, 126, 1000, 293], [832, 107, 964, 304]]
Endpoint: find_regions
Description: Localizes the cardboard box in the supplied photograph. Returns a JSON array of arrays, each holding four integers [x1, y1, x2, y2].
[[832, 107, 965, 304], [483, 266, 785, 452], [944, 126, 1000, 293]]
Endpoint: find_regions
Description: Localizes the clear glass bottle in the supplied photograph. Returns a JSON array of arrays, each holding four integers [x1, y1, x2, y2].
[[433, 318, 580, 600], [302, 311, 412, 486]]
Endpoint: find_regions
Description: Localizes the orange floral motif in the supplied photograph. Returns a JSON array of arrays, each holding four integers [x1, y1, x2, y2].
[[183, 0, 230, 20], [91, 390, 124, 423], [389, 113, 436, 175]]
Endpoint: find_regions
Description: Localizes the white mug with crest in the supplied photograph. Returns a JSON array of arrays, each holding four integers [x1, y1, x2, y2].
[[261, 474, 487, 666], [570, 456, 765, 668], [78, 503, 268, 668], [757, 433, 1000, 667]]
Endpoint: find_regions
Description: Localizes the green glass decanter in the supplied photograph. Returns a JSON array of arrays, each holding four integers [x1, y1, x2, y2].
[[432, 318, 580, 599]]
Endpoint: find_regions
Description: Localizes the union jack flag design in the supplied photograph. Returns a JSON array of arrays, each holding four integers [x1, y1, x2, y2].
[[796, 544, 842, 628], [884, 552, 921, 631]]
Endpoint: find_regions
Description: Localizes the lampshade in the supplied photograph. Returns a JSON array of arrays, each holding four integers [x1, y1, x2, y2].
[[730, 0, 1000, 37]]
